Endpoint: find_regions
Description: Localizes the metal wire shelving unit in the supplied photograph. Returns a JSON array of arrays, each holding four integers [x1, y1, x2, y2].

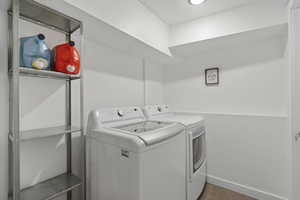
[[8, 0, 85, 200]]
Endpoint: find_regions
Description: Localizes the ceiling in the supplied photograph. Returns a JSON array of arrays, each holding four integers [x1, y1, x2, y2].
[[138, 0, 273, 25]]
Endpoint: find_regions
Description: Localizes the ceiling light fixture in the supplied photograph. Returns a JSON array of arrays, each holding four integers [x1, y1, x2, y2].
[[188, 0, 206, 5]]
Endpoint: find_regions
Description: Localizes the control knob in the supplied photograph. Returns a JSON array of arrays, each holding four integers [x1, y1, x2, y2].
[[117, 110, 124, 117]]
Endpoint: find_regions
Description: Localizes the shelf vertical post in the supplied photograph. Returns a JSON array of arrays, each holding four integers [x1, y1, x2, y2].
[[79, 23, 86, 200], [65, 78, 72, 200], [8, 0, 21, 200], [65, 30, 73, 200]]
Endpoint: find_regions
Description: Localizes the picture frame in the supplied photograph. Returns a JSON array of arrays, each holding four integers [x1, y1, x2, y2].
[[205, 67, 219, 85]]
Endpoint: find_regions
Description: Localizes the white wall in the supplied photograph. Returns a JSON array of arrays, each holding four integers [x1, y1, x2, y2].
[[145, 61, 164, 105], [165, 58, 287, 116], [170, 0, 287, 47], [164, 39, 290, 199], [63, 0, 171, 56], [82, 38, 145, 119], [165, 31, 288, 116], [204, 114, 289, 200]]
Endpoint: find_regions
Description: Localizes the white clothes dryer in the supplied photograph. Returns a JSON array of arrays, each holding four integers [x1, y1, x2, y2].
[[144, 105, 207, 200]]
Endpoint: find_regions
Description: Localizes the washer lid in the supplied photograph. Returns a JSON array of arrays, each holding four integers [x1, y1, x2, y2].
[[114, 121, 183, 146], [116, 121, 170, 133]]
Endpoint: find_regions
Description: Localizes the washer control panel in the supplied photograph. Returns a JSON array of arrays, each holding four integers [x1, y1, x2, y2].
[[95, 107, 144, 123]]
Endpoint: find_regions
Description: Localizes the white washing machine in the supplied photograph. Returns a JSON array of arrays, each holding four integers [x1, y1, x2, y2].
[[144, 105, 207, 200], [86, 106, 187, 200]]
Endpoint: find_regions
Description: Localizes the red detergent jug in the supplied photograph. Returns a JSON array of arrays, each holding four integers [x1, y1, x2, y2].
[[54, 41, 80, 74]]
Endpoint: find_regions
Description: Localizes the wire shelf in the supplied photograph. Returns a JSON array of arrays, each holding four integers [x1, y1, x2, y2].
[[8, 0, 81, 34], [18, 67, 81, 80], [18, 126, 81, 141], [20, 174, 81, 200]]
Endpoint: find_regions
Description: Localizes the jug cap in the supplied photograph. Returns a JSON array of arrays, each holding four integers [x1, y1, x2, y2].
[[69, 41, 75, 46], [37, 34, 45, 40]]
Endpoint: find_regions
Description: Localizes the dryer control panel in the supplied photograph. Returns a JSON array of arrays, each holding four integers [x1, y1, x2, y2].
[[144, 105, 170, 117]]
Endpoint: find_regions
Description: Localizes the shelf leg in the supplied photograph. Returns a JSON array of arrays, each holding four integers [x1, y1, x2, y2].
[[8, 0, 21, 200], [79, 24, 86, 200], [66, 79, 72, 200]]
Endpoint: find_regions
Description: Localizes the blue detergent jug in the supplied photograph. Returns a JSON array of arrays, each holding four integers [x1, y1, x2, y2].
[[20, 34, 51, 70]]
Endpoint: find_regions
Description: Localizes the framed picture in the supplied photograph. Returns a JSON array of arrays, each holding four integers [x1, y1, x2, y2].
[[205, 68, 219, 85]]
